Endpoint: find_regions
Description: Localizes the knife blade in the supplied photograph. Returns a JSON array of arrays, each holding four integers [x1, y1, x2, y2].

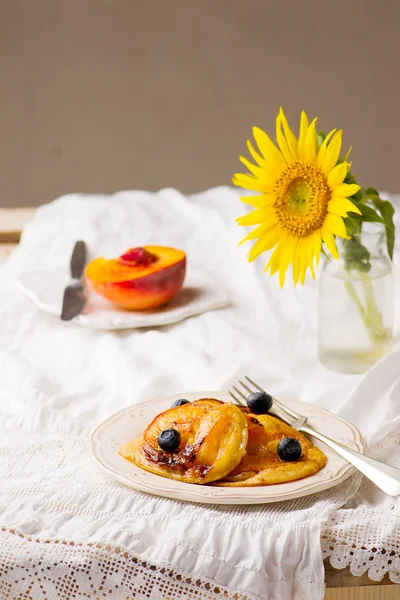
[[61, 241, 87, 321]]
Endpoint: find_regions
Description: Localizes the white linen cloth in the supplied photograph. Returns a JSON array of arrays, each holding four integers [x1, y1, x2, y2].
[[0, 187, 399, 600]]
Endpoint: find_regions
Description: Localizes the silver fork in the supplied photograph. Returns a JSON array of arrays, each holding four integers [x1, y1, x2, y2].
[[229, 376, 400, 497]]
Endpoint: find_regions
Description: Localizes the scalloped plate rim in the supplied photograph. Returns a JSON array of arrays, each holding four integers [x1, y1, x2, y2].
[[91, 391, 364, 505]]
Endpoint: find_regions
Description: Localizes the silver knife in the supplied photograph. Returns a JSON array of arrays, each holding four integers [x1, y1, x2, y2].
[[61, 241, 87, 321]]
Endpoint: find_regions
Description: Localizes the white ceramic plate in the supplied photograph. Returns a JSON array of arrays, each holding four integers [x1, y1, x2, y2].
[[17, 268, 229, 330], [92, 391, 364, 505]]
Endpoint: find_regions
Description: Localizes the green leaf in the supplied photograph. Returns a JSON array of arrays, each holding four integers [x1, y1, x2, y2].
[[342, 237, 371, 273], [351, 189, 364, 202], [369, 196, 395, 260], [344, 170, 358, 185], [364, 187, 379, 197], [344, 215, 362, 236], [351, 202, 384, 224]]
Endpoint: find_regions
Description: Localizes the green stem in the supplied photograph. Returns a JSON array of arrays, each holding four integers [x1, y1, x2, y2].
[[361, 275, 385, 340], [344, 281, 373, 332], [344, 275, 386, 344]]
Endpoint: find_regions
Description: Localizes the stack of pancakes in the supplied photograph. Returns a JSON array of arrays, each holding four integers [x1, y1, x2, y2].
[[119, 399, 327, 486]]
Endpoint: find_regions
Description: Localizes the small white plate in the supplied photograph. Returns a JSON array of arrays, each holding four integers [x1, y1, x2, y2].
[[92, 391, 364, 505], [17, 268, 230, 330]]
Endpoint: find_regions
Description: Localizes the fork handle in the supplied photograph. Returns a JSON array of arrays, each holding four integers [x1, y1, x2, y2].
[[301, 425, 400, 496]]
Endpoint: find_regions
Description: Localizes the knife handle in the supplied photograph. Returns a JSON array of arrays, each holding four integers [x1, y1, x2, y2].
[[71, 241, 87, 279]]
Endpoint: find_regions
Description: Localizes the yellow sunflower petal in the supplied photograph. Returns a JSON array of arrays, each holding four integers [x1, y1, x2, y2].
[[252, 127, 286, 174], [303, 118, 318, 165], [324, 213, 350, 238], [279, 108, 299, 157], [236, 206, 276, 226], [233, 174, 272, 193], [265, 241, 285, 276], [240, 193, 275, 208], [292, 240, 303, 286], [331, 183, 361, 199], [320, 130, 343, 175], [297, 238, 310, 286], [298, 111, 309, 160], [305, 236, 316, 279], [328, 197, 361, 217], [278, 235, 297, 287], [317, 129, 336, 168], [313, 231, 322, 268], [276, 108, 298, 162], [246, 140, 265, 168], [248, 226, 283, 262], [327, 162, 349, 189], [299, 244, 307, 286], [239, 156, 274, 183], [343, 145, 353, 161], [321, 228, 339, 260], [238, 223, 270, 246], [276, 114, 293, 164]]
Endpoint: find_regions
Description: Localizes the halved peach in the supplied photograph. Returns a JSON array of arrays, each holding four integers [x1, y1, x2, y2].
[[85, 246, 186, 310]]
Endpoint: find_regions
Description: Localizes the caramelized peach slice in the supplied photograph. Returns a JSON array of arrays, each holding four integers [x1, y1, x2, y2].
[[119, 399, 249, 484], [216, 413, 327, 486]]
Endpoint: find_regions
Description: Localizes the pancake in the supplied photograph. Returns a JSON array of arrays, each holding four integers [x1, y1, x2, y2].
[[215, 411, 327, 486], [119, 399, 248, 484]]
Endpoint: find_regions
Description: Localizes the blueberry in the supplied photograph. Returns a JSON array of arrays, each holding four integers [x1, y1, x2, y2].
[[246, 391, 273, 414], [171, 398, 190, 408], [157, 428, 181, 452], [277, 438, 302, 462]]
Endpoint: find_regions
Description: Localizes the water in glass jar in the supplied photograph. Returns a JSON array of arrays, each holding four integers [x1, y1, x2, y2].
[[318, 263, 394, 374]]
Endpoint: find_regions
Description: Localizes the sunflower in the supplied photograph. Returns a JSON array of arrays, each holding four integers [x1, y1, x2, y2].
[[233, 108, 361, 286]]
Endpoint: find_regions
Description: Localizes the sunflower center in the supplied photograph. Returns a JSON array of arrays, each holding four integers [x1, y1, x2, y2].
[[273, 162, 331, 237]]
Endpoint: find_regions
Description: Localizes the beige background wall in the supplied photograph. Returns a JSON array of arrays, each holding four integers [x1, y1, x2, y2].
[[1, 0, 399, 207]]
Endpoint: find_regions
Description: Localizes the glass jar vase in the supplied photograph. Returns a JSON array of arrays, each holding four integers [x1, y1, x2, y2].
[[318, 225, 394, 374]]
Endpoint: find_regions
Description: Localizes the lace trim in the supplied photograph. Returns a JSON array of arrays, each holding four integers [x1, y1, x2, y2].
[[0, 527, 254, 600], [321, 511, 400, 583], [322, 429, 400, 584]]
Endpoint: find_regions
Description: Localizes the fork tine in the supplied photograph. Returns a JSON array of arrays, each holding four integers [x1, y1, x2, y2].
[[233, 386, 247, 402], [237, 380, 293, 421], [245, 376, 264, 393], [238, 379, 253, 395], [229, 390, 245, 407], [235, 381, 290, 422], [245, 375, 301, 422]]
